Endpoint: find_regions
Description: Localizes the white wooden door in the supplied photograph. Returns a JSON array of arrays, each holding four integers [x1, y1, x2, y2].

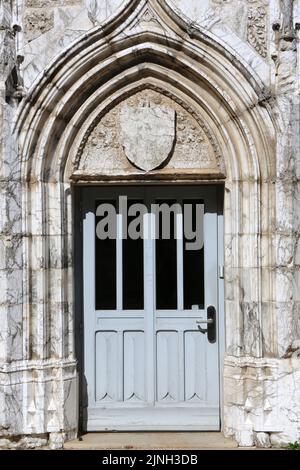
[[82, 186, 220, 430]]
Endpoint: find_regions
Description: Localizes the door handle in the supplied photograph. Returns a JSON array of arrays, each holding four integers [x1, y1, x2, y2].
[[196, 306, 216, 343]]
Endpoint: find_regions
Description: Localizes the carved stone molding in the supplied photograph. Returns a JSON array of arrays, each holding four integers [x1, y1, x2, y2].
[[120, 105, 176, 172], [279, 0, 295, 39], [0, 0, 25, 101], [24, 9, 54, 42], [132, 7, 165, 32], [74, 87, 224, 176], [247, 2, 268, 58], [271, 0, 297, 93], [211, 0, 233, 6]]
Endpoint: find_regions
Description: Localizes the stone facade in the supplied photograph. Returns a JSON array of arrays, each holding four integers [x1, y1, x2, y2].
[[0, 0, 300, 448]]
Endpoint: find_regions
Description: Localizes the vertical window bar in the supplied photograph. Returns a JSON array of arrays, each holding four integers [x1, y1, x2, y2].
[[117, 213, 123, 310], [176, 211, 184, 310], [144, 211, 155, 404]]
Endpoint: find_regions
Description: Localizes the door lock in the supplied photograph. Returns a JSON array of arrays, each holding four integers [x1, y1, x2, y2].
[[196, 306, 216, 343]]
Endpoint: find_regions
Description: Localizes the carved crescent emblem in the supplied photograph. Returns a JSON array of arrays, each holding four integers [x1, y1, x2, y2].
[[120, 106, 175, 172]]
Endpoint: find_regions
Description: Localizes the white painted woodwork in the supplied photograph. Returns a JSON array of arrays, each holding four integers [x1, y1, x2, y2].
[[83, 186, 219, 430]]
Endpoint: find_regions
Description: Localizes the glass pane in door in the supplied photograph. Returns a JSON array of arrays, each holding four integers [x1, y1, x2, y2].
[[95, 199, 116, 310], [183, 200, 205, 309], [123, 200, 144, 310], [155, 200, 177, 309]]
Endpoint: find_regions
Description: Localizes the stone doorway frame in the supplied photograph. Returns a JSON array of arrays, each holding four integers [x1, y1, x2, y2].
[[73, 182, 225, 433], [5, 0, 287, 447]]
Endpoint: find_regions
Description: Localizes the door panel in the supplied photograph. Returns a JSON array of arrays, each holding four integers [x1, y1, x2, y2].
[[124, 331, 145, 402], [95, 331, 118, 402], [82, 186, 220, 430], [185, 331, 206, 402], [156, 331, 180, 402]]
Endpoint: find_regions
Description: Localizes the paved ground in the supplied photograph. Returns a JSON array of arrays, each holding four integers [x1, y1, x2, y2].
[[64, 432, 240, 450]]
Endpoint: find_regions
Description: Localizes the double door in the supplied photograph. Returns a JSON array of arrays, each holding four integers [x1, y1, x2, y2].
[[82, 186, 220, 430]]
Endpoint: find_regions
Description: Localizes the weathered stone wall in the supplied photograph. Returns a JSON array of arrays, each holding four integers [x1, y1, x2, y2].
[[19, 0, 272, 89], [0, 0, 299, 449]]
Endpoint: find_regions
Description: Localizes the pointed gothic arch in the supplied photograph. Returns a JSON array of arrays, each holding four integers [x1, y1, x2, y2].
[[12, 0, 279, 442]]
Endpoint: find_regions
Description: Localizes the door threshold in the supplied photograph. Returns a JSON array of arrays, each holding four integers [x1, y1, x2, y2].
[[64, 432, 237, 450]]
